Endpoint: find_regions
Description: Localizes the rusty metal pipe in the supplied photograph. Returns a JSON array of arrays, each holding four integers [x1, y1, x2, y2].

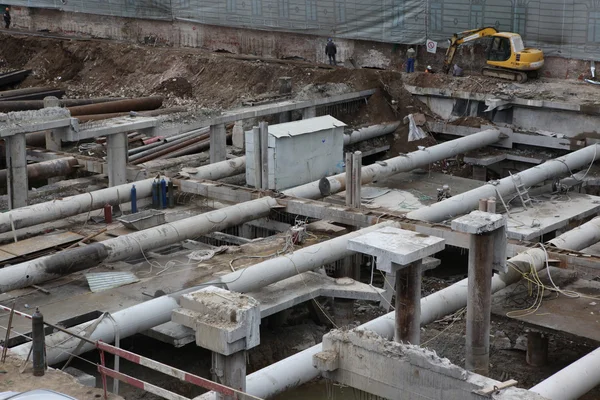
[[68, 96, 164, 116], [129, 131, 210, 162], [162, 133, 232, 159], [132, 135, 207, 164], [0, 98, 127, 113], [0, 157, 78, 184]]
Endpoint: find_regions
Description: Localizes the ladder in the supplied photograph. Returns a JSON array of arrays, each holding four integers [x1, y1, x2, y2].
[[510, 172, 533, 209]]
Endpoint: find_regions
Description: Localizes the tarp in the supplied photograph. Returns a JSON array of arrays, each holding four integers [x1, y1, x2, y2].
[[4, 0, 600, 60]]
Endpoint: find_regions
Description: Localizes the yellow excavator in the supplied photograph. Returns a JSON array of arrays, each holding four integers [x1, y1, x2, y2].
[[442, 27, 544, 83]]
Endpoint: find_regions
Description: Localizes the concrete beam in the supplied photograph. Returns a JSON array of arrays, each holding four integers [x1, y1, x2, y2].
[[314, 329, 548, 400], [174, 179, 600, 275], [65, 116, 158, 141]]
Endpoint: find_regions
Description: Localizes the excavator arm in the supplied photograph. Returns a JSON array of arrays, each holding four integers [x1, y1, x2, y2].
[[442, 27, 499, 74]]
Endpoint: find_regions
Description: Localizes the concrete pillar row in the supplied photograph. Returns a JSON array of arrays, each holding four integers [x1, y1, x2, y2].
[[5, 133, 28, 209]]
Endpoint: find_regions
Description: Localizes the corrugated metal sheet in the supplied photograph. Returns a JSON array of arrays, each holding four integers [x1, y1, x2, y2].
[[268, 116, 347, 138], [85, 272, 140, 293]]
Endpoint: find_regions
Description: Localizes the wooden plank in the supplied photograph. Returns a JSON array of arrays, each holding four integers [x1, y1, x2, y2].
[[475, 379, 518, 396], [0, 249, 16, 262], [0, 231, 83, 257]]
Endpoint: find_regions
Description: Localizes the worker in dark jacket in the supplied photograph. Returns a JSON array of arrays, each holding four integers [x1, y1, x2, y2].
[[4, 8, 10, 29], [325, 38, 337, 66]]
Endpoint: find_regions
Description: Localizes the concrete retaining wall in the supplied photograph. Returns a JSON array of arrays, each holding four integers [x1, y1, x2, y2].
[[6, 6, 593, 79]]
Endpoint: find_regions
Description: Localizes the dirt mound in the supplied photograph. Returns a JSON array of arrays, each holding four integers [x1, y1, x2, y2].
[[154, 77, 193, 98]]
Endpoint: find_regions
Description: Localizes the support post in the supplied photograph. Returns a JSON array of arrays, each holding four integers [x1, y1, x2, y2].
[[259, 121, 269, 191], [526, 331, 548, 367], [466, 230, 493, 375], [251, 126, 262, 189], [302, 106, 317, 119], [347, 227, 444, 345], [345, 152, 353, 207], [380, 270, 396, 312], [352, 151, 362, 209], [210, 123, 227, 163], [106, 132, 128, 187], [277, 111, 292, 123], [5, 133, 28, 209], [212, 351, 246, 400], [395, 260, 421, 344], [452, 200, 506, 376]]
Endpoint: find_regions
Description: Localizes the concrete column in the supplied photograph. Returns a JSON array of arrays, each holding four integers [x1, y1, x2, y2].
[[232, 121, 244, 150], [466, 230, 493, 375], [347, 227, 444, 345], [277, 111, 291, 123], [45, 127, 66, 184], [452, 200, 506, 376], [526, 331, 548, 367], [345, 152, 353, 207], [106, 132, 128, 187], [333, 299, 354, 327], [259, 122, 269, 190], [380, 270, 396, 311], [251, 126, 262, 189], [302, 106, 317, 119], [395, 260, 421, 345], [5, 133, 28, 209], [45, 130, 62, 151], [210, 123, 227, 163], [212, 351, 246, 400]]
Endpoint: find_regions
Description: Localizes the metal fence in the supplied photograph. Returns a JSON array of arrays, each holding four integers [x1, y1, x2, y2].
[[4, 0, 600, 59]]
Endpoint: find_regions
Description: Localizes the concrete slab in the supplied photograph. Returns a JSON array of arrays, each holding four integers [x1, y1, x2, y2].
[[452, 211, 506, 234], [347, 226, 445, 270], [148, 271, 384, 346], [492, 267, 600, 343], [505, 193, 600, 241]]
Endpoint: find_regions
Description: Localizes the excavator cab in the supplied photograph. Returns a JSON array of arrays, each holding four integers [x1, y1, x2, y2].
[[443, 27, 544, 82], [488, 36, 511, 62]]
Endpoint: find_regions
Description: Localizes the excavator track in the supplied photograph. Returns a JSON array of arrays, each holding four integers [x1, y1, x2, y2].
[[482, 66, 528, 83]]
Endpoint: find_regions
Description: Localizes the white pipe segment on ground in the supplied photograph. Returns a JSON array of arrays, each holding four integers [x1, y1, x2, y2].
[[530, 347, 600, 400], [282, 129, 503, 199], [0, 197, 278, 293], [343, 122, 400, 146], [547, 216, 600, 251], [10, 221, 395, 365], [235, 248, 548, 399], [0, 178, 157, 233], [407, 144, 600, 223], [190, 156, 246, 181]]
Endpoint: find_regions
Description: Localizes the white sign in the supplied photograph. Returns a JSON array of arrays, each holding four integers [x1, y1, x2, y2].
[[426, 39, 438, 54]]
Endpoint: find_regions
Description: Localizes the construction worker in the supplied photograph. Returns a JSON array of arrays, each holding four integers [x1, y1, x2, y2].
[[406, 47, 415, 73], [325, 38, 337, 66], [425, 65, 435, 74], [3, 8, 10, 29]]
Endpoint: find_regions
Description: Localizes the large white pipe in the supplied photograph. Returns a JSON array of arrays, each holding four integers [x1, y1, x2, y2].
[[0, 197, 278, 293], [9, 222, 395, 364], [0, 178, 157, 233], [407, 144, 600, 223], [190, 156, 246, 181], [548, 217, 600, 251], [343, 122, 400, 145], [237, 248, 548, 399], [282, 129, 503, 199], [530, 347, 600, 400]]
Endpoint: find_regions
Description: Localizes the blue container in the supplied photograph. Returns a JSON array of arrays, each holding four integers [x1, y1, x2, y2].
[[131, 184, 138, 214], [151, 181, 159, 209], [160, 179, 167, 209]]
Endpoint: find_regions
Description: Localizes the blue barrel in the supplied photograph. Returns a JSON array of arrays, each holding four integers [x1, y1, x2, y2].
[[161, 179, 167, 209], [131, 184, 138, 213]]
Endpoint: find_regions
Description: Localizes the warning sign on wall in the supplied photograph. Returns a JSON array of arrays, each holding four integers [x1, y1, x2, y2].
[[426, 39, 437, 54]]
